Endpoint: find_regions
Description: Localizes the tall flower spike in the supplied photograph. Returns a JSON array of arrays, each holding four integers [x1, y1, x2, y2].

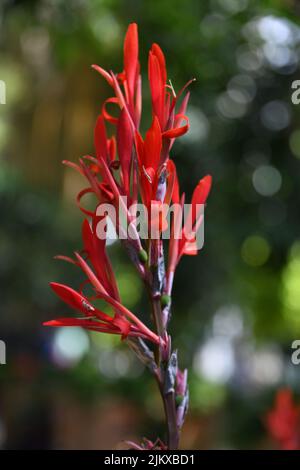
[[45, 23, 212, 450]]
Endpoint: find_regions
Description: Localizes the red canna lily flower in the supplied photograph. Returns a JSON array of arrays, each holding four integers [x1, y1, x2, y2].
[[44, 281, 161, 344], [180, 174, 212, 254], [92, 23, 140, 129], [47, 20, 211, 347], [45, 22, 212, 450], [45, 217, 161, 345], [81, 218, 120, 300], [90, 23, 192, 209], [148, 43, 191, 144], [63, 23, 196, 247], [266, 388, 300, 450], [135, 116, 162, 210], [135, 119, 180, 239]]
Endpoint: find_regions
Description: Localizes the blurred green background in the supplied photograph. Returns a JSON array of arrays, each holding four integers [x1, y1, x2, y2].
[[1, 0, 300, 449]]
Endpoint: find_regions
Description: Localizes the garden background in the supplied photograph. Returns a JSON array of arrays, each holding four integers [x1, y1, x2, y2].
[[0, 0, 300, 449]]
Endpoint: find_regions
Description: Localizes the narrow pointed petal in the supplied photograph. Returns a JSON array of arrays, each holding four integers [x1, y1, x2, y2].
[[135, 75, 142, 128], [108, 136, 116, 160], [164, 159, 177, 206], [117, 108, 133, 193], [91, 64, 114, 87], [124, 23, 139, 99], [185, 174, 212, 233], [43, 318, 120, 335], [96, 291, 161, 345], [74, 252, 107, 295], [151, 43, 167, 86], [177, 92, 190, 118], [54, 255, 77, 265], [79, 159, 102, 199], [144, 116, 162, 171], [171, 161, 180, 204], [102, 97, 119, 125], [192, 174, 212, 206], [62, 160, 85, 176], [82, 219, 113, 294], [50, 282, 96, 315], [169, 93, 190, 151], [94, 115, 109, 161], [148, 51, 165, 128], [168, 198, 183, 273], [179, 175, 212, 259], [162, 114, 189, 139], [43, 318, 103, 328], [76, 187, 95, 217], [82, 218, 105, 262], [113, 315, 132, 339], [134, 131, 144, 167], [182, 239, 198, 256]]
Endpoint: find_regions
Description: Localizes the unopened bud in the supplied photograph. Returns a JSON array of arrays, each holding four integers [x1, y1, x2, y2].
[[138, 248, 148, 263], [175, 394, 184, 406], [161, 294, 171, 308]]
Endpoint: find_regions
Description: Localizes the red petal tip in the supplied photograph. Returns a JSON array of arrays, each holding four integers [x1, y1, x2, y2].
[[43, 320, 58, 326]]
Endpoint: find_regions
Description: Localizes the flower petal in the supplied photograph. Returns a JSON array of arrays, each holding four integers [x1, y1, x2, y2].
[[151, 43, 167, 87], [76, 187, 95, 217], [102, 97, 119, 125], [148, 50, 165, 128], [124, 23, 139, 99], [94, 114, 109, 161], [50, 282, 95, 315], [192, 174, 212, 206], [117, 108, 133, 193], [62, 160, 85, 176], [144, 116, 162, 171], [91, 64, 113, 87], [162, 114, 189, 139]]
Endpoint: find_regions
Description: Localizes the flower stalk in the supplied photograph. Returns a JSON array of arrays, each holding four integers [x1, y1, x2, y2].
[[44, 23, 211, 450]]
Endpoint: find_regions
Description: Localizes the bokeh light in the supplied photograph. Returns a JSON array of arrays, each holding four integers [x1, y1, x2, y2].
[[52, 327, 90, 367], [252, 165, 282, 197], [241, 235, 271, 267]]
